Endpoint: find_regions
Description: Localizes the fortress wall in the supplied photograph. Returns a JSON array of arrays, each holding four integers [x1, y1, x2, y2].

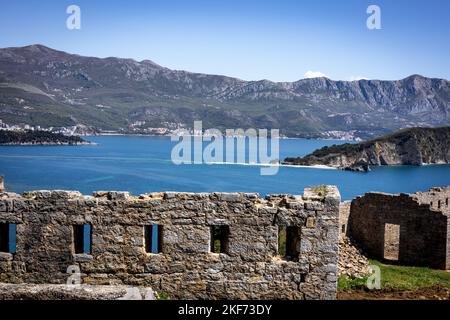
[[0, 186, 340, 300], [413, 187, 450, 214], [348, 191, 449, 269], [339, 201, 351, 239]]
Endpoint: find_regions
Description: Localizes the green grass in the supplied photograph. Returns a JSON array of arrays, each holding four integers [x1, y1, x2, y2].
[[156, 292, 170, 300], [338, 260, 450, 291], [338, 274, 370, 291], [310, 185, 329, 201]]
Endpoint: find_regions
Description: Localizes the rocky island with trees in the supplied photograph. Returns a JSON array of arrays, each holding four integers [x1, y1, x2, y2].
[[284, 127, 450, 172], [0, 130, 91, 146]]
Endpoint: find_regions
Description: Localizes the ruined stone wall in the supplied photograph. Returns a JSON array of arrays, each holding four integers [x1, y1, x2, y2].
[[348, 190, 449, 270], [339, 201, 351, 240], [414, 187, 450, 213], [415, 187, 450, 270], [0, 186, 340, 300], [0, 177, 4, 193]]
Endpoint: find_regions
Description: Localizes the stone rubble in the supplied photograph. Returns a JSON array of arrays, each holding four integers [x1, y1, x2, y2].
[[338, 237, 370, 278]]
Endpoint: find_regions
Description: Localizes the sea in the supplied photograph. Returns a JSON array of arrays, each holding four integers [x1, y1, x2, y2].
[[0, 135, 449, 200]]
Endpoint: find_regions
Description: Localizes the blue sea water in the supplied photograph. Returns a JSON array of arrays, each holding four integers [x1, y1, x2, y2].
[[0, 135, 449, 200]]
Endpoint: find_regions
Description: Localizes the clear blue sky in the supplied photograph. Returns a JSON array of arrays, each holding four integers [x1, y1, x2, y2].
[[0, 0, 449, 81]]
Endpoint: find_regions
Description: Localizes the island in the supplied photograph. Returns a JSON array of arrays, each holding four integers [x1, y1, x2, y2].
[[284, 127, 450, 172], [0, 130, 91, 146]]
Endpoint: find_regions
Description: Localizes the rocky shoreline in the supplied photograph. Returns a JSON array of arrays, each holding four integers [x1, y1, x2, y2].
[[284, 127, 450, 172], [0, 141, 94, 146]]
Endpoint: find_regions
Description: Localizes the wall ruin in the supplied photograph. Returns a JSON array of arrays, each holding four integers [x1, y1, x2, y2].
[[0, 186, 340, 300], [346, 187, 450, 270], [339, 201, 351, 240]]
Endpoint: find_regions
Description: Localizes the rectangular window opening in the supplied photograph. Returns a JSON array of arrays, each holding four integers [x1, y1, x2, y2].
[[73, 224, 91, 254], [278, 226, 301, 261], [145, 224, 163, 254], [0, 223, 16, 254], [210, 225, 229, 254], [383, 223, 400, 261]]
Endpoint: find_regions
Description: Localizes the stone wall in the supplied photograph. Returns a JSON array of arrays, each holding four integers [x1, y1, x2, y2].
[[414, 187, 450, 214], [0, 186, 340, 300], [339, 201, 351, 240], [347, 187, 450, 270], [0, 177, 4, 193]]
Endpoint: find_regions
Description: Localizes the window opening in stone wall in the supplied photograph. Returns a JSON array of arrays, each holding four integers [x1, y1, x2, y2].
[[210, 225, 229, 254], [73, 224, 91, 254], [278, 226, 301, 261], [0, 223, 16, 254], [383, 223, 400, 261], [145, 224, 163, 254], [438, 200, 441, 209]]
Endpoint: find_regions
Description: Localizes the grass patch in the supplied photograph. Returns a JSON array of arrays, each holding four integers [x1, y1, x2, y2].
[[310, 185, 329, 199], [338, 275, 369, 291], [156, 292, 170, 300], [338, 260, 450, 291]]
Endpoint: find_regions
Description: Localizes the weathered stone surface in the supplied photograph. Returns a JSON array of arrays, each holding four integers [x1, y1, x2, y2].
[[338, 237, 370, 278], [0, 186, 341, 300], [337, 200, 370, 278], [0, 253, 13, 262], [345, 187, 450, 270], [0, 283, 156, 300]]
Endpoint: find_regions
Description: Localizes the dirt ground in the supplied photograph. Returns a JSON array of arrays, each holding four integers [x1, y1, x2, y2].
[[338, 285, 450, 300]]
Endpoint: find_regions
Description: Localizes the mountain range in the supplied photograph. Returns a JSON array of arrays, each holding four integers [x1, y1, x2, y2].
[[0, 44, 449, 139]]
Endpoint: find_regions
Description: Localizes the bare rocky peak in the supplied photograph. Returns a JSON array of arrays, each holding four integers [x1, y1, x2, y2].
[[1, 44, 448, 103]]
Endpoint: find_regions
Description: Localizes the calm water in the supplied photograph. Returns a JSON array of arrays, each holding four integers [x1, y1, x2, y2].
[[0, 136, 449, 200]]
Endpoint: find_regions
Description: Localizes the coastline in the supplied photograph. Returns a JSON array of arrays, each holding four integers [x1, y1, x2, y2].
[[92, 133, 356, 142], [206, 161, 337, 170], [0, 141, 96, 146]]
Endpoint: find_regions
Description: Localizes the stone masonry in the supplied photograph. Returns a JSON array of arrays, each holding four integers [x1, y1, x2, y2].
[[337, 201, 370, 278], [345, 187, 450, 270], [0, 186, 340, 300]]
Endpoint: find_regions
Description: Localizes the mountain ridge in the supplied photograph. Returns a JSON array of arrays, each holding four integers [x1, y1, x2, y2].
[[0, 44, 449, 139], [4, 44, 441, 82]]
